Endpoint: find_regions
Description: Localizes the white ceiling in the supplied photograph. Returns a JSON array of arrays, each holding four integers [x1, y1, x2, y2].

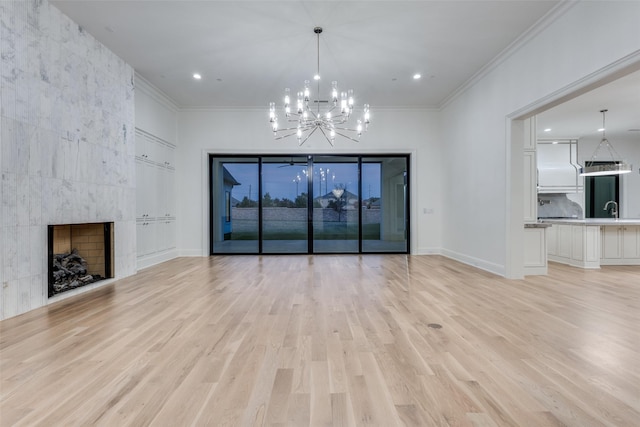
[[536, 69, 640, 141], [50, 0, 639, 140], [51, 0, 560, 109]]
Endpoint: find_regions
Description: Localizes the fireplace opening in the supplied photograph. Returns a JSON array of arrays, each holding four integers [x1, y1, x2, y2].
[[48, 222, 114, 297]]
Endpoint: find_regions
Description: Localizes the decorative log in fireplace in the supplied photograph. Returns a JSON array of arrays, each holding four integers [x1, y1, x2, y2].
[[48, 223, 114, 297], [52, 249, 105, 293]]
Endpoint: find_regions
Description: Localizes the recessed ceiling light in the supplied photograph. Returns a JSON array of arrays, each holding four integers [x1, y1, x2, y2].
[[597, 127, 605, 132], [552, 141, 558, 144], [413, 73, 421, 80], [313, 74, 320, 81], [544, 128, 551, 132], [193, 73, 202, 80]]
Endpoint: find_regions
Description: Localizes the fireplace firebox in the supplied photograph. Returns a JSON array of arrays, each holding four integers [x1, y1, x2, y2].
[[48, 222, 114, 297]]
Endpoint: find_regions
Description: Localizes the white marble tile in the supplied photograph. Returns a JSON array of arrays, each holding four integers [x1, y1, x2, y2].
[[30, 225, 46, 276], [29, 175, 43, 225], [10, 121, 31, 174], [16, 172, 29, 226], [28, 126, 42, 176], [16, 225, 30, 279], [2, 172, 17, 227], [86, 183, 97, 221], [2, 226, 18, 281], [62, 137, 78, 181], [17, 276, 32, 316], [30, 273, 46, 309], [1, 117, 16, 172], [75, 140, 89, 185], [1, 0, 136, 320], [0, 82, 17, 120], [2, 278, 18, 319], [50, 134, 65, 179], [0, 228, 4, 286]]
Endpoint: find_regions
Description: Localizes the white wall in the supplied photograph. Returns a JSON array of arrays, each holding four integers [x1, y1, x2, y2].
[[1, 1, 136, 319], [440, 0, 640, 277], [578, 136, 640, 218], [176, 108, 442, 257]]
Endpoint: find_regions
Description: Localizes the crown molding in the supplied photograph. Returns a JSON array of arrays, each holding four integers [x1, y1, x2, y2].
[[438, 0, 578, 110], [135, 73, 180, 113], [178, 105, 439, 113]]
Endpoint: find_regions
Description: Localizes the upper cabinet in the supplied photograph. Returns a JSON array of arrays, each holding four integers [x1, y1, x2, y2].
[[537, 140, 583, 193], [523, 118, 537, 223]]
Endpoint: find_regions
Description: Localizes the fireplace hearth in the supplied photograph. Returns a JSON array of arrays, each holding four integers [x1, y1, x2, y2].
[[48, 223, 114, 297]]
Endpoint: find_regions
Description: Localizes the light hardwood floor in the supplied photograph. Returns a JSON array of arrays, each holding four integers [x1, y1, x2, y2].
[[1, 255, 639, 426]]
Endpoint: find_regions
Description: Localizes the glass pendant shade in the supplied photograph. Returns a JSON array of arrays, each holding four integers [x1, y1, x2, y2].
[[579, 109, 633, 176]]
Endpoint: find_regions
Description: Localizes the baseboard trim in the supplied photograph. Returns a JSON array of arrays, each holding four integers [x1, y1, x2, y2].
[[415, 247, 442, 255], [137, 249, 179, 270], [440, 249, 506, 277], [179, 249, 205, 257]]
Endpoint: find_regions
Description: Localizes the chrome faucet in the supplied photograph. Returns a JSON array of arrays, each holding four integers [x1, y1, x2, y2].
[[604, 201, 618, 219]]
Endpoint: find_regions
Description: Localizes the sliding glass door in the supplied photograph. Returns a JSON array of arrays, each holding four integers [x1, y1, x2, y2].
[[210, 157, 260, 253], [361, 156, 408, 252], [312, 156, 360, 253], [210, 154, 409, 255], [262, 157, 309, 253]]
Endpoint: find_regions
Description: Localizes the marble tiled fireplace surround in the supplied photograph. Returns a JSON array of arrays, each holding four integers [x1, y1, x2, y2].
[[48, 222, 114, 297]]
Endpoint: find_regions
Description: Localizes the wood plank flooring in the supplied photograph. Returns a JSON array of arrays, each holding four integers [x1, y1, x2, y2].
[[1, 255, 639, 426]]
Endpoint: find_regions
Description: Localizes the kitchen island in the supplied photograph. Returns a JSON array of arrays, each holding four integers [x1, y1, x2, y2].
[[541, 219, 640, 268]]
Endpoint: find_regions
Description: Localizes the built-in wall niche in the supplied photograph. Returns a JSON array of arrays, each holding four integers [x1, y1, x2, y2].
[[48, 223, 114, 297]]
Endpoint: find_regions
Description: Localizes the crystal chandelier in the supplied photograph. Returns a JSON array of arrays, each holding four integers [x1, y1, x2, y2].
[[269, 27, 370, 146], [579, 109, 633, 176]]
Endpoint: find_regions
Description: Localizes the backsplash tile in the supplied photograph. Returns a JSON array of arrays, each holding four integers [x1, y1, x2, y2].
[[538, 193, 583, 219]]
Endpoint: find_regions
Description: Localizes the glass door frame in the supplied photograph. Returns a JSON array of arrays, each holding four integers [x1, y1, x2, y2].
[[209, 154, 410, 255]]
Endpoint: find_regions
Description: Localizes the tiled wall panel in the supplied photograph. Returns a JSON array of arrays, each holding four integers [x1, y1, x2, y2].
[[1, 0, 136, 320]]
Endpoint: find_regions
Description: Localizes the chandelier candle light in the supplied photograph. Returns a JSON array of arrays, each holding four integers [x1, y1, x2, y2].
[[580, 109, 633, 176], [269, 27, 370, 146]]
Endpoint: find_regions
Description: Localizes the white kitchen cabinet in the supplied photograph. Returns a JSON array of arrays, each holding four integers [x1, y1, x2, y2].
[[523, 151, 537, 223], [136, 220, 157, 257], [157, 219, 177, 252], [523, 117, 538, 223], [623, 227, 640, 260], [524, 226, 548, 275], [547, 223, 600, 268], [135, 128, 177, 266], [557, 224, 572, 259], [545, 220, 640, 268], [601, 225, 640, 265], [547, 224, 557, 256], [136, 159, 159, 220]]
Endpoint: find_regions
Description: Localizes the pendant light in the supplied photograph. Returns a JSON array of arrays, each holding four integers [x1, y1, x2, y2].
[[579, 109, 632, 176]]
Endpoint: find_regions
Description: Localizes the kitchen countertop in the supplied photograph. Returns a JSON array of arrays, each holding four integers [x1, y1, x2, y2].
[[524, 222, 553, 228], [540, 218, 640, 225]]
